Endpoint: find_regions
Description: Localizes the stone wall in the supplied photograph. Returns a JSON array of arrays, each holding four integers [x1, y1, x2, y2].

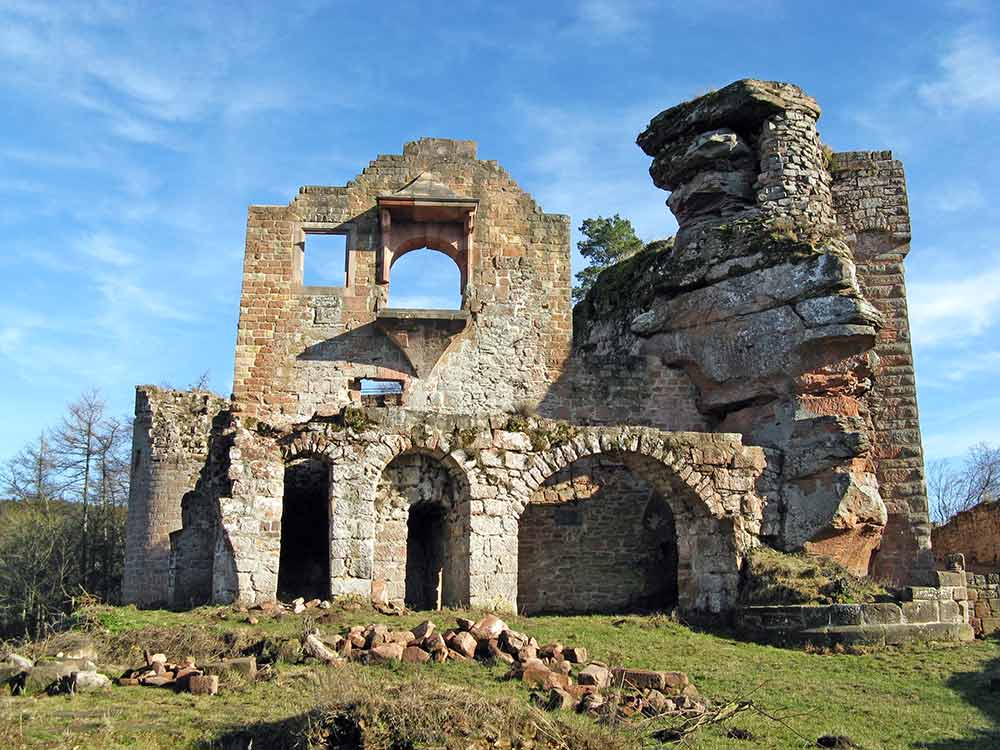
[[830, 151, 932, 584], [123, 386, 230, 607], [737, 584, 973, 646], [518, 455, 677, 614], [932, 502, 1000, 573], [165, 407, 765, 616], [233, 138, 573, 425], [960, 571, 1000, 637]]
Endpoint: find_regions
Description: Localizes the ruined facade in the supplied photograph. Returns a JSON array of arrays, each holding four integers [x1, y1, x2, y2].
[[124, 80, 934, 618]]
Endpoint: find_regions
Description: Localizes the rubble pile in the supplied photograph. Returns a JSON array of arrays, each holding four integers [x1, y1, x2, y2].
[[303, 613, 707, 718], [115, 652, 260, 695]]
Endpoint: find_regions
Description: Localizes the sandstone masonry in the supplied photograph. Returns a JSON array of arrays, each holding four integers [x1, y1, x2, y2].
[[124, 80, 938, 618]]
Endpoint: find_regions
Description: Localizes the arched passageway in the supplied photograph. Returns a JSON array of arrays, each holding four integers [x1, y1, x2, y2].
[[518, 453, 678, 614], [277, 457, 331, 600], [375, 452, 470, 609]]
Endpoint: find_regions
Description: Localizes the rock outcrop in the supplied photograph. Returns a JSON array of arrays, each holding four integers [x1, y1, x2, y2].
[[575, 80, 889, 574]]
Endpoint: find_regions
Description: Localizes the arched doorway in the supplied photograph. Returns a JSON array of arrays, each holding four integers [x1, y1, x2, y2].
[[277, 457, 331, 601], [518, 453, 679, 614], [375, 452, 469, 609]]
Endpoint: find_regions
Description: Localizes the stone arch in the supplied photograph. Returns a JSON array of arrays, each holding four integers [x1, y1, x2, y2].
[[389, 230, 468, 294], [328, 432, 479, 606], [514, 428, 761, 615]]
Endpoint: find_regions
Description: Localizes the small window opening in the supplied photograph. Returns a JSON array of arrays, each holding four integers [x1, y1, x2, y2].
[[387, 247, 462, 309], [303, 233, 347, 287], [360, 378, 403, 396], [358, 378, 404, 406]]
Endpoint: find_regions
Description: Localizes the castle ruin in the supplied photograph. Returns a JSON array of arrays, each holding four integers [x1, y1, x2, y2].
[[123, 80, 934, 618]]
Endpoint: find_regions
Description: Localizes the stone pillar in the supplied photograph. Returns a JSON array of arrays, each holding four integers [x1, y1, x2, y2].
[[830, 151, 934, 585]]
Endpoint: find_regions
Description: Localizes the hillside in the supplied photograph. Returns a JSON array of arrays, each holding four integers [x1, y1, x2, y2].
[[2, 602, 999, 749]]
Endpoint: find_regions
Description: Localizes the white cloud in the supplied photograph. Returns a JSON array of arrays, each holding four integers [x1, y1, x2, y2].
[[908, 268, 1000, 346], [919, 29, 1000, 111], [76, 231, 136, 267]]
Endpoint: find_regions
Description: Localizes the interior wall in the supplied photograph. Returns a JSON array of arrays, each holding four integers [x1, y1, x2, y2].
[[518, 455, 678, 614]]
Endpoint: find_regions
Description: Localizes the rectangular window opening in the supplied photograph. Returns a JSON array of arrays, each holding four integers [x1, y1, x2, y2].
[[360, 378, 404, 396], [303, 232, 347, 287]]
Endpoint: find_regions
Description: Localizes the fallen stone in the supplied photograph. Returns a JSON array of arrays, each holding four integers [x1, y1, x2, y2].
[[202, 657, 257, 679], [578, 663, 611, 688], [644, 690, 674, 715], [472, 614, 507, 640], [143, 674, 175, 688], [447, 648, 470, 662], [423, 633, 447, 652], [546, 687, 576, 711], [456, 617, 475, 632], [370, 579, 389, 606], [117, 677, 140, 687], [305, 598, 321, 608], [411, 620, 435, 640], [4, 654, 32, 671], [563, 647, 587, 664], [319, 600, 331, 609], [611, 668, 677, 691], [402, 646, 431, 664], [387, 630, 414, 644], [303, 634, 338, 664], [538, 642, 563, 659], [189, 674, 219, 696], [522, 667, 571, 690], [72, 671, 112, 692], [148, 653, 167, 665], [369, 642, 405, 663], [516, 645, 538, 662], [448, 631, 477, 658], [23, 659, 98, 695], [499, 628, 530, 655]]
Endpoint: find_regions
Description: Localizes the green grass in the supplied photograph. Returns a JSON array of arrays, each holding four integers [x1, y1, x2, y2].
[[2, 603, 999, 749]]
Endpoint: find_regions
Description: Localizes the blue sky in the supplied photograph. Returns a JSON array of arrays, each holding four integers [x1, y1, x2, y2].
[[1, 0, 998, 466]]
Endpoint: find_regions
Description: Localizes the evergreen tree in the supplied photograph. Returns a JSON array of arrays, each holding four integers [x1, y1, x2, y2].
[[572, 214, 644, 303]]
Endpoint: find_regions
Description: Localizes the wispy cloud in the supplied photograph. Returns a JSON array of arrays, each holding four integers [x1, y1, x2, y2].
[[909, 267, 1000, 346], [76, 231, 136, 267], [919, 29, 1000, 111]]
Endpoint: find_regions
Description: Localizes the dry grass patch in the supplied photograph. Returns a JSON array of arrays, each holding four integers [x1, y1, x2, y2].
[[740, 547, 888, 606]]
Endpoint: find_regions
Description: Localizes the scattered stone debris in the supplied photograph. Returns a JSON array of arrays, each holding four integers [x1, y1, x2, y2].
[[296, 615, 708, 720], [116, 653, 257, 694], [1, 650, 112, 696]]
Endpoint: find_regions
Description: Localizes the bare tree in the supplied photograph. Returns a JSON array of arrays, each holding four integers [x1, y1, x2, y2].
[[1, 432, 62, 511], [928, 442, 1000, 525], [52, 390, 106, 588]]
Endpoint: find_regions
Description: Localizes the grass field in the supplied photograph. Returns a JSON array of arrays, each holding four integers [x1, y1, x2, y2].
[[2, 603, 999, 749]]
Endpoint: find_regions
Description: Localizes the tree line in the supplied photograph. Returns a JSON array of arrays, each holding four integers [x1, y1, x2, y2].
[[0, 390, 130, 638]]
